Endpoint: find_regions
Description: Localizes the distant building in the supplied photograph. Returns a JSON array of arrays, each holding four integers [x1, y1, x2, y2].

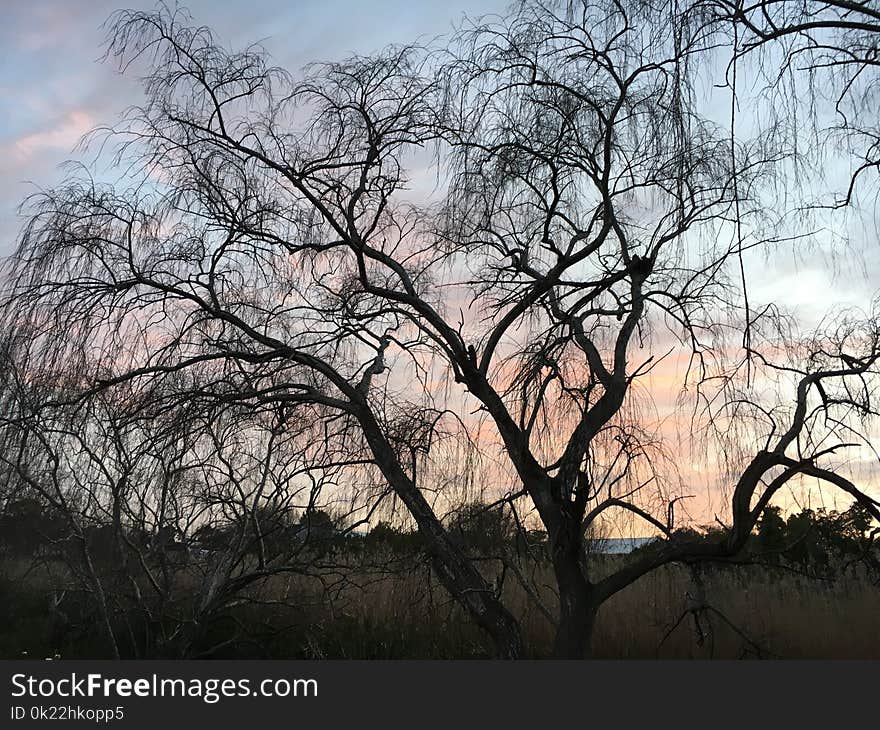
[[589, 537, 655, 555]]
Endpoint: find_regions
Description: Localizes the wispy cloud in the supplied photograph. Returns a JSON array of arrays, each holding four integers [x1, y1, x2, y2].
[[11, 109, 94, 161]]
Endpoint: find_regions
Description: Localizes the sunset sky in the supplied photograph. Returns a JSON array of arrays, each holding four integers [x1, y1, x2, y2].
[[2, 1, 877, 533]]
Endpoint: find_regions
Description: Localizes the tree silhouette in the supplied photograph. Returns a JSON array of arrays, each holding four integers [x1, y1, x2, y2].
[[1, 1, 878, 658]]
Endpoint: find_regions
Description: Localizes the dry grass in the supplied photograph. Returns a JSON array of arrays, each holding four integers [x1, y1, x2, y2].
[[592, 564, 880, 659], [1, 553, 877, 658], [246, 556, 880, 659]]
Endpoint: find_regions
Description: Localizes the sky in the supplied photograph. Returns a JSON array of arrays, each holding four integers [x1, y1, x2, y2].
[[3, 0, 875, 310], [0, 0, 510, 257], [2, 0, 877, 531]]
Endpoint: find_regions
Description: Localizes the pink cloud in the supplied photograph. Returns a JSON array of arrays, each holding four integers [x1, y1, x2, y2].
[[12, 109, 94, 161]]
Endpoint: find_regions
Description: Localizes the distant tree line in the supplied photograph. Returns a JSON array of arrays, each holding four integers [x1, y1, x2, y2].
[[5, 493, 876, 578], [630, 504, 879, 579]]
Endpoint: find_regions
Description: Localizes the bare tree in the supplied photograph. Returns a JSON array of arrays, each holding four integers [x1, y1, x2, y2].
[[1, 1, 878, 658], [0, 349, 371, 657], [639, 0, 880, 206]]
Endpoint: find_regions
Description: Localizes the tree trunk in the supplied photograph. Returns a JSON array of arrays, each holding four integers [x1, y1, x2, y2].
[[553, 598, 598, 658], [426, 542, 523, 658], [550, 512, 596, 659], [552, 563, 597, 658], [78, 537, 121, 660], [357, 406, 523, 658]]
